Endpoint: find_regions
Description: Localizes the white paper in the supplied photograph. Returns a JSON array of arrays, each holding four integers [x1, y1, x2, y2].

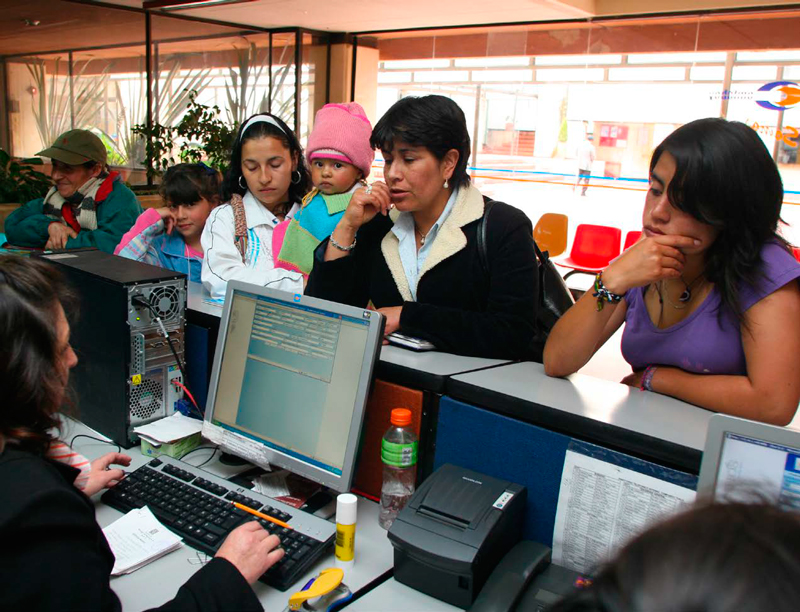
[[252, 470, 291, 498], [102, 507, 183, 575], [133, 413, 203, 444], [552, 450, 696, 574]]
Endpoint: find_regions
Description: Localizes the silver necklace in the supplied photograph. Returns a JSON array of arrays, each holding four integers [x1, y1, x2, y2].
[[415, 225, 430, 245], [656, 273, 706, 310]]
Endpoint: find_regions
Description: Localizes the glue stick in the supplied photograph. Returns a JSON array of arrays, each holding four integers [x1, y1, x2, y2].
[[334, 493, 357, 570]]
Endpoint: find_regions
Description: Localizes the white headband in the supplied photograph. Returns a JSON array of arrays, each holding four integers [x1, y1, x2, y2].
[[240, 115, 288, 141]]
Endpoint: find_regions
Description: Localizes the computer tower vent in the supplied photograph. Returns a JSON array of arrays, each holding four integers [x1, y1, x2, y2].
[[131, 334, 145, 377], [149, 285, 181, 321], [130, 376, 164, 421]]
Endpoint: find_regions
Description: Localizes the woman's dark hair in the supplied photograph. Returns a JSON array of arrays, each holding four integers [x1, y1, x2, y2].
[[650, 118, 787, 323], [0, 256, 77, 454], [371, 95, 471, 190], [221, 113, 311, 209], [551, 502, 800, 612], [159, 162, 221, 207]]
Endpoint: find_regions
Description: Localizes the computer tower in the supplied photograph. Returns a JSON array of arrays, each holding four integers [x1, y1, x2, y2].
[[40, 250, 187, 448]]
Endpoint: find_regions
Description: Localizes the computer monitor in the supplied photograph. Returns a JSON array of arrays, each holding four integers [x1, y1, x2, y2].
[[201, 280, 384, 492], [697, 414, 800, 509]]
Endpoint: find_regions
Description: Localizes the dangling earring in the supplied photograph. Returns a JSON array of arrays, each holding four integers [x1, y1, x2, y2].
[[291, 170, 302, 185], [238, 175, 247, 190], [443, 178, 449, 189]]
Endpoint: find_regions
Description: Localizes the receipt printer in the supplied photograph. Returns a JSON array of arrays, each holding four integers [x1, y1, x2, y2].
[[387, 464, 527, 608]]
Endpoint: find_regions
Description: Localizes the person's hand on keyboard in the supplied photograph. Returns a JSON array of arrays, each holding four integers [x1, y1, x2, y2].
[[84, 452, 132, 497], [215, 521, 285, 583]]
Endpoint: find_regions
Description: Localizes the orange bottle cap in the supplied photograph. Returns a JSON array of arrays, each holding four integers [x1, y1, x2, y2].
[[391, 408, 412, 426]]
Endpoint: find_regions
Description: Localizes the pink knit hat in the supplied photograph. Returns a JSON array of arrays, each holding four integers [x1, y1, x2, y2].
[[306, 102, 374, 178]]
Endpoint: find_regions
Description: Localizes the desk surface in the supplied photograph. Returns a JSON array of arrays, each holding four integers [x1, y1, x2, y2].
[[447, 362, 713, 472], [346, 578, 459, 611], [63, 419, 394, 611], [376, 345, 512, 393], [187, 280, 224, 317]]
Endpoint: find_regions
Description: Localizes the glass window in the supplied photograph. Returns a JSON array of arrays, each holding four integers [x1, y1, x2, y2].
[[360, 11, 800, 251]]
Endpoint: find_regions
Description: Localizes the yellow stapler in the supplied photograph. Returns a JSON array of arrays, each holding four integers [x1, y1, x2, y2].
[[286, 567, 352, 611]]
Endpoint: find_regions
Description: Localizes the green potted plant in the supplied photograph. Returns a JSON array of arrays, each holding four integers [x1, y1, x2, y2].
[[133, 89, 237, 182], [0, 150, 52, 233]]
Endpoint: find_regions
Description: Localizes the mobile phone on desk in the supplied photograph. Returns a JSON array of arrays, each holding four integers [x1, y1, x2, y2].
[[386, 332, 436, 351]]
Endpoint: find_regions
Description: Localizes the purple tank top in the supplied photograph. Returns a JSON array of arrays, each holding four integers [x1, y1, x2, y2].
[[621, 242, 800, 375]]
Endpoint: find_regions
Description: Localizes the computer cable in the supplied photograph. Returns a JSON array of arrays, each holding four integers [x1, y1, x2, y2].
[[180, 446, 220, 468], [131, 295, 204, 419], [171, 379, 203, 418], [69, 434, 122, 453]]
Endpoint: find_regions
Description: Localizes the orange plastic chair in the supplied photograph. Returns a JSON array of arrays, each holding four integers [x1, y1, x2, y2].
[[623, 230, 642, 251], [533, 213, 569, 257], [793, 246, 800, 262], [553, 224, 622, 279]]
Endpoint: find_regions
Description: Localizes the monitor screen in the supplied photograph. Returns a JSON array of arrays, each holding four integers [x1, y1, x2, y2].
[[698, 414, 800, 510], [713, 432, 800, 509], [202, 282, 384, 492]]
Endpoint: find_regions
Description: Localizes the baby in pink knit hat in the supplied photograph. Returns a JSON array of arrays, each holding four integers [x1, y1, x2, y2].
[[273, 102, 374, 276]]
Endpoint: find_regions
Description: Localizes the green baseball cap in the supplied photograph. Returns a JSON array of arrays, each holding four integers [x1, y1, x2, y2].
[[37, 129, 107, 166]]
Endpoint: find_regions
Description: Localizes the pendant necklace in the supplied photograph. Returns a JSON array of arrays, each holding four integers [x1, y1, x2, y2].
[[657, 272, 706, 310], [415, 225, 430, 246]]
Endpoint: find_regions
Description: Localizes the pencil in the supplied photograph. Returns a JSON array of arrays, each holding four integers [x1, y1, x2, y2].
[[233, 501, 293, 529]]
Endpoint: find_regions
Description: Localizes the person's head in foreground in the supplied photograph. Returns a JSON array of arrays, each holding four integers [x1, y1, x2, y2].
[[0, 256, 77, 453], [551, 501, 800, 612]]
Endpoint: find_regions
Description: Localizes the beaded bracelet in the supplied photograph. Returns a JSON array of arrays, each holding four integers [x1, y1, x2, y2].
[[593, 273, 623, 311], [640, 365, 657, 392], [330, 234, 357, 252]]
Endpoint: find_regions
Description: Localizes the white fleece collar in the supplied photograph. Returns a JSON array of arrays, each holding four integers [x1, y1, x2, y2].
[[381, 184, 485, 301]]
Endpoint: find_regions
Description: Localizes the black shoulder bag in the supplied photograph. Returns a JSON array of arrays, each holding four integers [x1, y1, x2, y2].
[[477, 199, 574, 346]]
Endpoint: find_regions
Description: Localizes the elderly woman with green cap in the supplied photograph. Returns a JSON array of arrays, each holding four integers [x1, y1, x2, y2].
[[5, 129, 141, 252]]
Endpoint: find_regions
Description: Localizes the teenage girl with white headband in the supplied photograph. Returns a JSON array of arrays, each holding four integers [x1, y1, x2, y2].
[[201, 114, 312, 300]]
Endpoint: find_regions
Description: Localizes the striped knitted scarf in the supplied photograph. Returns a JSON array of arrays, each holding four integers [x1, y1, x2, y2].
[[41, 171, 119, 234], [46, 439, 91, 491]]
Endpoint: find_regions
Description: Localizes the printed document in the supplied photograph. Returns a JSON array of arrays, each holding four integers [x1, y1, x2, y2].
[[103, 507, 183, 575], [552, 450, 695, 573]]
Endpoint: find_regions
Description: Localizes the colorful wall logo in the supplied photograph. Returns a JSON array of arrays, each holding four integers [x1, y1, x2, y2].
[[756, 81, 800, 111]]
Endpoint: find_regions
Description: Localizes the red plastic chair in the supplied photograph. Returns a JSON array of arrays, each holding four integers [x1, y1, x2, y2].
[[554, 224, 622, 279], [793, 246, 800, 262], [623, 230, 642, 251]]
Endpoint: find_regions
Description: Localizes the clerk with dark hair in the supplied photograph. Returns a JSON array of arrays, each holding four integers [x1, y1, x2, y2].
[[0, 256, 283, 610], [306, 95, 540, 360]]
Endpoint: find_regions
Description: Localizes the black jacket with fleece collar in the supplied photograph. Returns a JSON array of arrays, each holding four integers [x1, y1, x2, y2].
[[306, 184, 541, 360]]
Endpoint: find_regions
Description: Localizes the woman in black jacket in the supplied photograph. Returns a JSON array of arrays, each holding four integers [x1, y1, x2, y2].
[[306, 95, 540, 360], [0, 256, 282, 611]]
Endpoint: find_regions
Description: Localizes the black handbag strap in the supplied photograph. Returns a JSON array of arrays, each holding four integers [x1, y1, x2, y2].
[[478, 198, 546, 273]]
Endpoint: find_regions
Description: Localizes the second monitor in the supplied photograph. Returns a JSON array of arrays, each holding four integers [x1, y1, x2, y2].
[[202, 281, 385, 493]]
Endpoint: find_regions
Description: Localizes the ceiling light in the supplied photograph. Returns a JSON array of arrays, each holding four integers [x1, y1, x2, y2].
[[142, 0, 255, 11]]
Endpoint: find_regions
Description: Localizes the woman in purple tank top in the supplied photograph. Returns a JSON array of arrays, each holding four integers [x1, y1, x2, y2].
[[544, 118, 800, 425]]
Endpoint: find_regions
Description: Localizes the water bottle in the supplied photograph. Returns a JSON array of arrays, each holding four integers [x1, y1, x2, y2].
[[379, 408, 418, 530]]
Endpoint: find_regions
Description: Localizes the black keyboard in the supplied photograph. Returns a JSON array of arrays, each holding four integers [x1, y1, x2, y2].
[[102, 455, 335, 591]]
